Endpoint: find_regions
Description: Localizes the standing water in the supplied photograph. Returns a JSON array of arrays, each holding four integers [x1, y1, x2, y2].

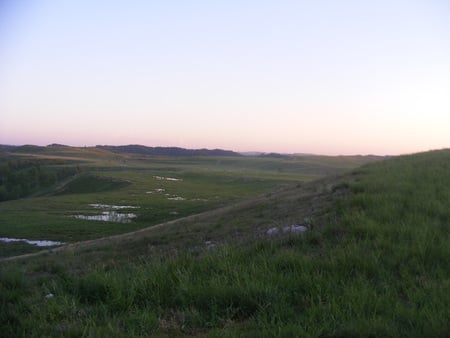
[[0, 237, 64, 247]]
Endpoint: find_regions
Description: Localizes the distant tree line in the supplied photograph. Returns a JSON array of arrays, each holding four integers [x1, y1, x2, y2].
[[97, 145, 242, 157], [0, 159, 81, 201]]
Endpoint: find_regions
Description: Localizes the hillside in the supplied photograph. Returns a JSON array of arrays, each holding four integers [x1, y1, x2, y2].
[[0, 150, 449, 336], [96, 144, 241, 157]]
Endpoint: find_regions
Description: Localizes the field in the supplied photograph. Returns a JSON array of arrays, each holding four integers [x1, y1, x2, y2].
[[0, 146, 449, 337], [0, 146, 371, 258]]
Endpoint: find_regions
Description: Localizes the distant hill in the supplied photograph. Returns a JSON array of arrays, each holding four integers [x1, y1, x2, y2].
[[1, 144, 46, 153], [47, 143, 70, 147], [239, 151, 288, 158], [258, 152, 289, 158], [96, 145, 242, 157], [0, 144, 242, 157]]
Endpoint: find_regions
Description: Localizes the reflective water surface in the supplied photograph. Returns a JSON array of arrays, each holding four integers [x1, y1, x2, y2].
[[72, 211, 137, 223], [0, 237, 65, 247]]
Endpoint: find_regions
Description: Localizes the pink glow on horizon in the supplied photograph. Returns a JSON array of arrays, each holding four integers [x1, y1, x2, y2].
[[1, 1, 449, 155]]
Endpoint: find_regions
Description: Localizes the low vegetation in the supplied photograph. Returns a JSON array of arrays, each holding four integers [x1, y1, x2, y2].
[[1, 148, 448, 336], [0, 158, 81, 201], [55, 174, 130, 195], [0, 146, 368, 249]]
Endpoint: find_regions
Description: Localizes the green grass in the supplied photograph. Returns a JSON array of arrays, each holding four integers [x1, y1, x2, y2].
[[1, 149, 448, 336], [0, 150, 369, 252], [56, 174, 130, 195]]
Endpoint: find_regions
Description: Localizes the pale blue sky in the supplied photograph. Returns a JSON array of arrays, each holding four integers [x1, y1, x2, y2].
[[1, 0, 449, 154]]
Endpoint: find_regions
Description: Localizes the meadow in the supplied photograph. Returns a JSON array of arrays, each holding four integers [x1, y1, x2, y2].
[[0, 145, 369, 257], [0, 146, 448, 337]]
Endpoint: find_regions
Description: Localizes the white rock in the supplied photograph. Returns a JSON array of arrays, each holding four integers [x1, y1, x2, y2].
[[282, 225, 308, 233], [266, 227, 280, 235], [267, 224, 309, 236], [205, 241, 216, 249]]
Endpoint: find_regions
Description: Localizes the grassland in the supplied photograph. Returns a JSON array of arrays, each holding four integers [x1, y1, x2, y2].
[[1, 147, 448, 337], [0, 146, 370, 257]]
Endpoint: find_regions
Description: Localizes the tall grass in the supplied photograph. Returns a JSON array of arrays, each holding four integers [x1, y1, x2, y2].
[[1, 150, 449, 336]]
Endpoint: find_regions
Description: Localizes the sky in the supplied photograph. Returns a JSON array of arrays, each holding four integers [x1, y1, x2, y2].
[[1, 0, 449, 155]]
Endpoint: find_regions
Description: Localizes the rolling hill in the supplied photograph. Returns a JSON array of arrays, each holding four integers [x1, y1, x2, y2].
[[0, 149, 448, 337]]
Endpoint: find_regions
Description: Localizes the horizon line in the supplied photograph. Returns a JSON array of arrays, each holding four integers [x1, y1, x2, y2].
[[0, 142, 429, 157]]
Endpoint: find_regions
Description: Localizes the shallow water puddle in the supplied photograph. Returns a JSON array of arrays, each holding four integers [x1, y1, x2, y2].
[[71, 204, 139, 223], [146, 188, 165, 194], [167, 196, 186, 201], [0, 237, 64, 247], [166, 195, 208, 201], [153, 176, 183, 181], [72, 211, 137, 223], [147, 189, 207, 202], [89, 204, 140, 209]]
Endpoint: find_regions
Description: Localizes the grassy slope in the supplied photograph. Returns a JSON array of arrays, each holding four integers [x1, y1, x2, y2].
[[0, 148, 372, 257], [1, 150, 449, 337]]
